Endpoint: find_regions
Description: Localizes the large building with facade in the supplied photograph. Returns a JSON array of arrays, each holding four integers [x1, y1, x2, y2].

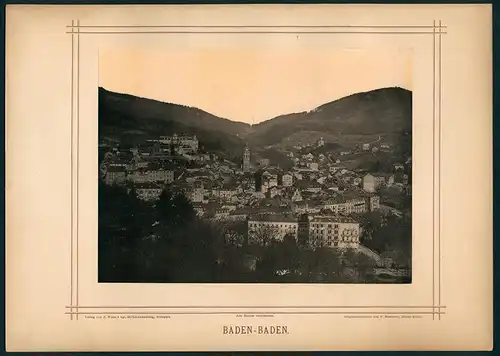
[[149, 134, 199, 152], [248, 214, 298, 244], [322, 194, 380, 215], [128, 168, 174, 184], [250, 213, 361, 250], [298, 214, 361, 249]]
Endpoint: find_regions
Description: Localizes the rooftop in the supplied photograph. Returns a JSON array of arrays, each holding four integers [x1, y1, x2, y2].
[[310, 215, 358, 224], [373, 172, 394, 178], [227, 207, 255, 216], [324, 196, 345, 204], [342, 190, 366, 201], [248, 213, 297, 223]]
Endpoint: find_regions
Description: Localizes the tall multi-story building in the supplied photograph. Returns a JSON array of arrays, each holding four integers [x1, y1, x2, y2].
[[253, 214, 361, 249], [302, 215, 361, 249], [243, 145, 251, 173], [248, 214, 298, 244]]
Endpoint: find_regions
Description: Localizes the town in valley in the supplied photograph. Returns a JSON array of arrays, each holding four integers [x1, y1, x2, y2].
[[99, 86, 412, 284]]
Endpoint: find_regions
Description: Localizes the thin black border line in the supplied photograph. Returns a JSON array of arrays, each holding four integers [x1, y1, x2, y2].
[[65, 305, 446, 309], [438, 18, 442, 322], [65, 25, 447, 29], [66, 31, 447, 35], [70, 19, 74, 322], [65, 311, 446, 316], [432, 19, 436, 321], [76, 19, 80, 322], [71, 20, 445, 319]]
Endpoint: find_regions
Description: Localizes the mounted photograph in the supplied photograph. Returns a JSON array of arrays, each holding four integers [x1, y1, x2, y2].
[[98, 48, 412, 284]]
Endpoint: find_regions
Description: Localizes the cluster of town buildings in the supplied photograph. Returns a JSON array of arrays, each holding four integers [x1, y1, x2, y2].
[[100, 134, 411, 251]]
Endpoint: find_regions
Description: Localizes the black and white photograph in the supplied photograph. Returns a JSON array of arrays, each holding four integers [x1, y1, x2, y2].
[[98, 49, 412, 284]]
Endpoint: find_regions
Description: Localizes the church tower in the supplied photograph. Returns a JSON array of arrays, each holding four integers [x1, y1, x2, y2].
[[243, 145, 251, 173]]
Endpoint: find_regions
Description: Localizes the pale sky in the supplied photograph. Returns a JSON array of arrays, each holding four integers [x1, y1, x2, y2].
[[100, 48, 412, 124]]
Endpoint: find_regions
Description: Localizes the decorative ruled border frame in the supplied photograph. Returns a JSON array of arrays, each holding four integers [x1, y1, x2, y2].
[[66, 20, 446, 321]]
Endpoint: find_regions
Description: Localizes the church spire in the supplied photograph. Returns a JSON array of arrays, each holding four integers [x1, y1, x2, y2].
[[243, 144, 251, 173]]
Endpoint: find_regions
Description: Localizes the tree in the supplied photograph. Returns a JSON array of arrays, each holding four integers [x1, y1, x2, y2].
[[357, 212, 383, 242], [353, 252, 377, 281], [273, 234, 300, 274], [254, 170, 263, 191], [155, 189, 195, 230], [318, 248, 342, 281], [394, 129, 412, 162], [252, 225, 277, 246], [218, 243, 248, 282], [157, 189, 174, 214], [170, 193, 196, 227], [309, 235, 327, 250], [363, 213, 412, 266], [255, 246, 279, 282], [98, 178, 152, 282], [342, 248, 357, 266], [154, 218, 225, 282]]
